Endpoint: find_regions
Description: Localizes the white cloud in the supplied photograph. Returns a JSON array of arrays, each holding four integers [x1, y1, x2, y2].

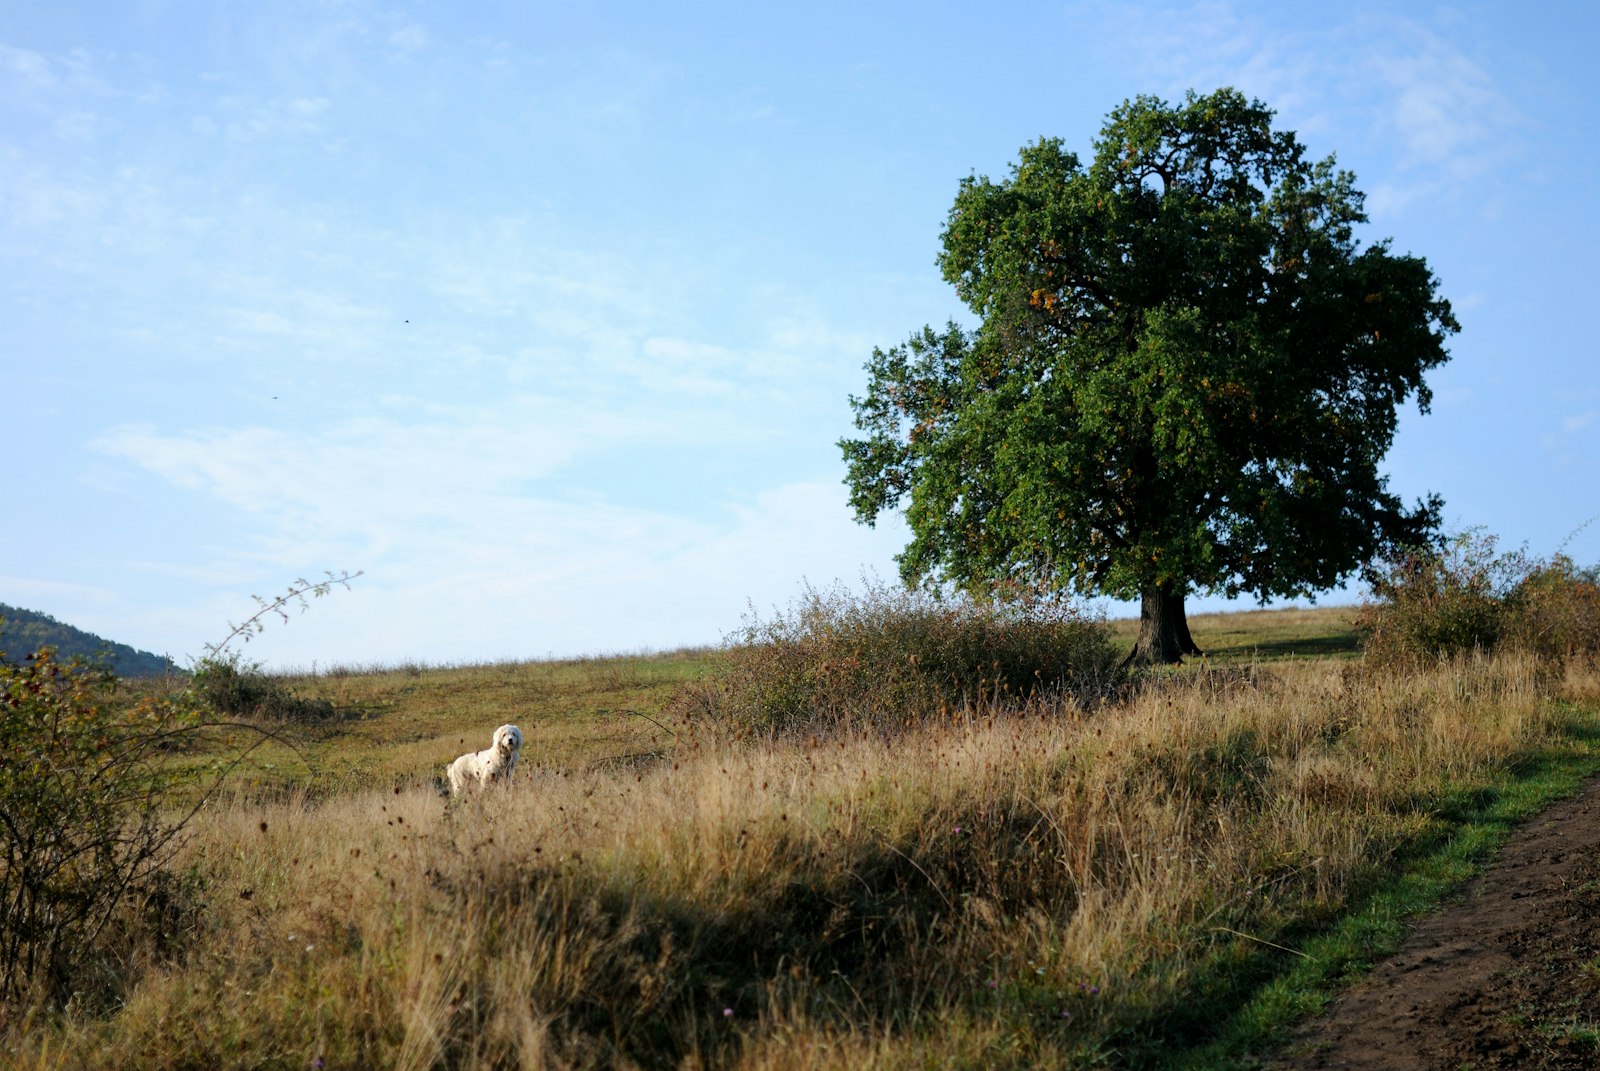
[[213, 479, 907, 667], [0, 40, 156, 109], [0, 44, 56, 90], [82, 385, 906, 666], [92, 399, 645, 532], [1560, 411, 1596, 435], [1370, 31, 1509, 173], [0, 159, 106, 231], [199, 94, 332, 142], [387, 24, 430, 60], [1079, 3, 1523, 218], [1534, 409, 1598, 470]]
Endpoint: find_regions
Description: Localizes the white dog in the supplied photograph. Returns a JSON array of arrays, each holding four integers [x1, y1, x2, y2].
[[446, 723, 523, 796]]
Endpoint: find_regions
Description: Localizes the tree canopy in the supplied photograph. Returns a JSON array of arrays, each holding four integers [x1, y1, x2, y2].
[[841, 88, 1458, 664]]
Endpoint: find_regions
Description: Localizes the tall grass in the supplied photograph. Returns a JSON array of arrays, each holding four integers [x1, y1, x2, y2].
[[10, 650, 1593, 1069]]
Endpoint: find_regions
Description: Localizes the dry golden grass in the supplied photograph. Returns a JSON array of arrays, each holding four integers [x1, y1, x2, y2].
[[12, 647, 1592, 1070]]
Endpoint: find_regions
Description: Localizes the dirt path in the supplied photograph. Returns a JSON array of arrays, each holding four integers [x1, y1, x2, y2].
[[1271, 774, 1600, 1070]]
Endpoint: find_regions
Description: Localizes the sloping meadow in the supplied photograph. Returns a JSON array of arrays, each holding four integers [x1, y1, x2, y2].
[[14, 648, 1599, 1070]]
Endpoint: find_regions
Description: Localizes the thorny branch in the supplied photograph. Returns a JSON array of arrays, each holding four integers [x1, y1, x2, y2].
[[204, 570, 363, 658]]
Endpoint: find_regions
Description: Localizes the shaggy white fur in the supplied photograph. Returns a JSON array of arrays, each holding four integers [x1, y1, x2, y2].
[[446, 723, 523, 796]]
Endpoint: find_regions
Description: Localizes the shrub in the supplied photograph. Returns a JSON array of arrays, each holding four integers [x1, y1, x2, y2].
[[189, 651, 335, 722], [0, 647, 202, 1008], [1356, 530, 1524, 663], [0, 575, 356, 1017], [672, 580, 1121, 735], [1505, 556, 1600, 662], [1358, 529, 1600, 666]]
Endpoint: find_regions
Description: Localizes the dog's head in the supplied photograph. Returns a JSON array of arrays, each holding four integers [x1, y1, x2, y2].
[[493, 723, 523, 759]]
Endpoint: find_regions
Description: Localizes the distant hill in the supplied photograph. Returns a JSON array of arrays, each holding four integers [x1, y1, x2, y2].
[[0, 603, 180, 677]]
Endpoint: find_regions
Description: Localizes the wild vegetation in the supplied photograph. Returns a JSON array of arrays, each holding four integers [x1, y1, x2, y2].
[[842, 88, 1458, 663], [2, 549, 1598, 1069], [1356, 528, 1600, 665], [0, 649, 198, 1010], [669, 581, 1121, 736]]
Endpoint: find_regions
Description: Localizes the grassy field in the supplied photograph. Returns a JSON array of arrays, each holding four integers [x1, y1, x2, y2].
[[154, 649, 719, 801], [179, 606, 1358, 797], [1105, 604, 1362, 663], [9, 605, 1600, 1069]]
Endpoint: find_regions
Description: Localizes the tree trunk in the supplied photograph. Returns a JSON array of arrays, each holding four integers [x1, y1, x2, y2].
[[1124, 583, 1205, 666]]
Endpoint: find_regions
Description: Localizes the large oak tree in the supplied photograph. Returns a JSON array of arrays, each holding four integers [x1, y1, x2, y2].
[[841, 89, 1457, 664]]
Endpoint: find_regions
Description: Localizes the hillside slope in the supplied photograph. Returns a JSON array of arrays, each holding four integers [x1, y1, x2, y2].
[[0, 603, 178, 677]]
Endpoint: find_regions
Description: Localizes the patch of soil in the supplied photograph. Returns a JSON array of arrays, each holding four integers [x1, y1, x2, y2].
[[1272, 774, 1600, 1070]]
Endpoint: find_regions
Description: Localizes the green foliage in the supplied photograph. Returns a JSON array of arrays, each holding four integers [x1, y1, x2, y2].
[[672, 580, 1121, 734], [1358, 529, 1600, 664], [841, 88, 1455, 659], [0, 604, 176, 678], [0, 575, 358, 1016], [189, 652, 335, 722], [0, 647, 202, 1008]]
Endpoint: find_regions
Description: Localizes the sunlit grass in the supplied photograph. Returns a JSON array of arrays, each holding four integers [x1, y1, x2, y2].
[[1106, 604, 1362, 663], [12, 640, 1599, 1069], [153, 648, 717, 802]]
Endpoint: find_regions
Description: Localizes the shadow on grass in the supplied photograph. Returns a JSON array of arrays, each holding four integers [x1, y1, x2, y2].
[[1205, 632, 1362, 662], [1146, 725, 1600, 1071]]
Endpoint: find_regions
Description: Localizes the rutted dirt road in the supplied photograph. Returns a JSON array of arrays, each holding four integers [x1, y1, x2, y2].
[[1270, 774, 1600, 1070]]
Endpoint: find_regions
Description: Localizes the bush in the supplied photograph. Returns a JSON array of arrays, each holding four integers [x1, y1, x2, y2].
[[0, 576, 356, 1020], [189, 652, 335, 722], [1356, 530, 1520, 662], [0, 647, 202, 1008], [1358, 529, 1600, 666], [1505, 556, 1600, 662], [672, 580, 1121, 735]]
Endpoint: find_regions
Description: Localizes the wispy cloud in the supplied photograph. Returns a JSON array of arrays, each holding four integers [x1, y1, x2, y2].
[[1078, 3, 1525, 219], [0, 42, 112, 97], [1539, 408, 1598, 472], [90, 401, 904, 661], [387, 23, 429, 61], [0, 43, 56, 90], [92, 398, 654, 536], [231, 477, 905, 666], [1372, 38, 1504, 171], [192, 94, 332, 142]]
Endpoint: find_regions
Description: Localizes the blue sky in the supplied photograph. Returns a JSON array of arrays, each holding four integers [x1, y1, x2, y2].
[[4, 1, 1597, 668]]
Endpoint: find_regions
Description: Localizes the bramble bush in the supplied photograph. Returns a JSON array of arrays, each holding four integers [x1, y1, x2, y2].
[[0, 646, 202, 1009], [1358, 528, 1600, 665], [189, 651, 335, 722], [1357, 530, 1519, 661], [1505, 555, 1600, 662], [0, 573, 357, 1019], [671, 580, 1121, 735], [184, 570, 359, 723]]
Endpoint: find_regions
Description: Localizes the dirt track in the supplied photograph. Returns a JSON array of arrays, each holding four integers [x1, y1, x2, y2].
[[1270, 774, 1600, 1070]]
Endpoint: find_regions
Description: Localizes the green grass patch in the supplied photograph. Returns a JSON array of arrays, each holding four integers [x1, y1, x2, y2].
[[151, 647, 720, 802], [1108, 605, 1361, 664], [1158, 704, 1600, 1070]]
